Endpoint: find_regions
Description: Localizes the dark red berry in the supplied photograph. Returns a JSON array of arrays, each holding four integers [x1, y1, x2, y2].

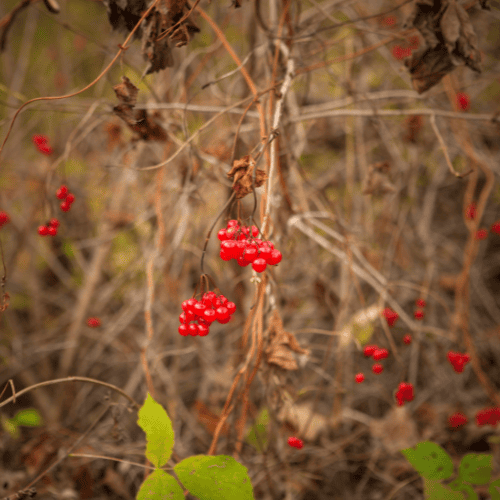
[[66, 193, 75, 204], [47, 226, 57, 236], [198, 324, 210, 336], [355, 373, 365, 383], [38, 225, 49, 236], [188, 324, 199, 336], [56, 185, 68, 199], [60, 201, 71, 212]]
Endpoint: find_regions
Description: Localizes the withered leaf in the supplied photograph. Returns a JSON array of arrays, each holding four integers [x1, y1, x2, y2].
[[265, 309, 309, 370], [227, 155, 267, 199], [404, 0, 481, 93], [112, 76, 167, 142]]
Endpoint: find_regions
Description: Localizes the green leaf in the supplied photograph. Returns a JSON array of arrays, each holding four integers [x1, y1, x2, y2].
[[1, 417, 19, 439], [488, 478, 500, 500], [449, 479, 478, 500], [12, 408, 43, 427], [401, 441, 454, 480], [136, 469, 184, 500], [174, 455, 254, 500], [246, 408, 268, 452], [458, 454, 492, 485], [423, 479, 465, 500], [137, 393, 174, 468]]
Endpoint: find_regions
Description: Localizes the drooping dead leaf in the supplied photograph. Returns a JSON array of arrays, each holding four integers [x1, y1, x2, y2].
[[227, 155, 267, 199], [265, 309, 309, 370], [362, 161, 396, 196], [370, 406, 419, 454], [112, 76, 167, 142], [404, 0, 482, 93], [277, 400, 328, 441]]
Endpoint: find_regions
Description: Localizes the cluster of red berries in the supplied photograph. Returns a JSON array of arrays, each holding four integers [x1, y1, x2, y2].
[[56, 185, 75, 212], [38, 218, 60, 236], [32, 134, 53, 155], [447, 351, 470, 373], [362, 345, 389, 375], [218, 220, 282, 273], [287, 437, 303, 449], [382, 307, 399, 327], [395, 382, 414, 406], [476, 407, 500, 427], [414, 298, 425, 320], [87, 317, 101, 328], [0, 211, 10, 228], [179, 292, 236, 337]]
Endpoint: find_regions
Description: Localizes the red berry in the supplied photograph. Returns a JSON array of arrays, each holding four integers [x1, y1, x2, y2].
[[188, 324, 199, 336], [465, 203, 476, 220], [372, 363, 383, 374], [252, 258, 267, 273], [193, 302, 207, 316], [416, 298, 426, 308], [227, 219, 239, 228], [66, 193, 75, 204], [226, 301, 236, 315], [491, 221, 500, 235], [382, 307, 399, 327], [185, 298, 198, 313], [179, 312, 189, 324], [86, 317, 101, 327], [217, 229, 229, 241], [234, 240, 246, 259], [395, 382, 414, 406], [198, 324, 210, 336], [243, 246, 258, 262], [287, 437, 303, 449], [251, 225, 259, 237], [447, 351, 470, 373], [373, 348, 389, 361], [178, 324, 189, 336], [56, 185, 68, 199], [456, 92, 470, 111], [38, 225, 49, 236], [363, 345, 377, 357], [448, 412, 468, 428], [47, 226, 57, 236], [237, 256, 251, 267], [382, 15, 396, 27], [203, 309, 216, 323], [220, 249, 232, 261], [215, 306, 229, 322], [476, 229, 488, 240], [219, 295, 228, 304], [259, 245, 273, 262], [60, 201, 71, 212], [475, 407, 500, 427], [0, 211, 10, 227], [403, 334, 412, 345], [49, 218, 60, 228], [267, 249, 282, 266], [355, 373, 365, 383], [414, 309, 424, 320], [392, 45, 411, 60]]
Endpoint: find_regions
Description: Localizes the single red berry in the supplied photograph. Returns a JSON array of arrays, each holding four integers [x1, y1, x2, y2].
[[382, 307, 399, 327], [414, 309, 425, 320], [491, 221, 500, 235], [447, 351, 470, 373], [252, 258, 267, 273], [38, 225, 49, 236], [259, 245, 273, 262], [49, 218, 60, 228], [287, 437, 303, 449], [217, 229, 229, 241], [416, 298, 426, 308], [355, 373, 365, 383], [203, 309, 216, 323], [56, 185, 68, 199], [456, 92, 470, 111], [0, 212, 10, 227], [226, 301, 236, 315], [403, 334, 412, 345], [198, 324, 210, 336], [395, 382, 414, 406], [267, 249, 282, 266], [178, 324, 189, 336], [227, 219, 239, 228], [60, 201, 71, 212], [219, 295, 228, 304], [179, 312, 189, 324], [243, 246, 258, 262], [363, 345, 377, 357], [448, 412, 468, 428], [32, 134, 48, 146], [86, 317, 101, 327], [465, 203, 476, 220], [66, 193, 75, 204], [47, 226, 57, 236], [237, 255, 251, 267], [217, 315, 232, 324], [475, 229, 488, 240], [193, 302, 207, 316], [215, 306, 229, 322], [184, 298, 198, 313], [372, 363, 384, 374], [251, 225, 259, 237], [188, 324, 199, 336], [373, 348, 389, 361], [220, 249, 232, 261]]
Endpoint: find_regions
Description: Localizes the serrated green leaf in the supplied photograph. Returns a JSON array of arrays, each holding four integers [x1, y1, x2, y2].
[[137, 394, 174, 468], [136, 469, 184, 500], [174, 454, 254, 500], [12, 408, 43, 427], [424, 478, 465, 500], [401, 441, 454, 480], [458, 454, 492, 485]]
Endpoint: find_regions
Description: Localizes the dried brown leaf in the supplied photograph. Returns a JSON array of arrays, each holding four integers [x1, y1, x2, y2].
[[227, 155, 267, 199], [277, 400, 328, 441], [265, 309, 309, 370]]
